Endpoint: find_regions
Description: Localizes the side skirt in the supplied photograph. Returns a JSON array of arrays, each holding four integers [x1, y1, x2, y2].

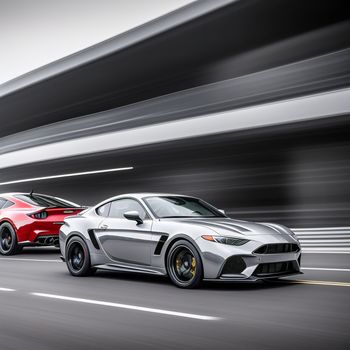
[[95, 263, 166, 276]]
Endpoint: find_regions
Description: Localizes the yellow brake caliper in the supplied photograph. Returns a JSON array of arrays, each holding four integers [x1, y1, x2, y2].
[[176, 257, 182, 273], [190, 257, 196, 277]]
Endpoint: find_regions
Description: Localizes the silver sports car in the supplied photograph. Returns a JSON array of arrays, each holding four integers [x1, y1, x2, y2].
[[59, 193, 302, 288]]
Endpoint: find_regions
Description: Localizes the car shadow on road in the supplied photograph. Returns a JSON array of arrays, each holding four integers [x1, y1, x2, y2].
[[200, 279, 295, 291], [21, 247, 60, 255], [92, 270, 294, 291]]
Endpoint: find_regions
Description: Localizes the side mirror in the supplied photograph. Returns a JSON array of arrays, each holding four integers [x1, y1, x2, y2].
[[124, 211, 143, 225], [218, 209, 226, 215]]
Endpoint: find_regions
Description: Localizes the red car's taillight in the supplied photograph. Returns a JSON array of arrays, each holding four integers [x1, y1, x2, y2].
[[28, 211, 48, 219]]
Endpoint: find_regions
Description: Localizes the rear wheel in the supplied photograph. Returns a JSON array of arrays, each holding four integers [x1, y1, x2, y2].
[[66, 236, 96, 276], [0, 223, 22, 255], [166, 240, 203, 288]]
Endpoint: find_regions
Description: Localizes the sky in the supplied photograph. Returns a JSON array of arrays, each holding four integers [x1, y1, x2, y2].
[[0, 0, 194, 84]]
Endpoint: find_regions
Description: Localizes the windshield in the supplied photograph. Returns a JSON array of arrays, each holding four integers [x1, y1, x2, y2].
[[144, 196, 225, 218], [15, 194, 80, 208]]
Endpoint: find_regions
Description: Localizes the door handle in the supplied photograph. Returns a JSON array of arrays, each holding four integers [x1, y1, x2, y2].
[[100, 224, 108, 230]]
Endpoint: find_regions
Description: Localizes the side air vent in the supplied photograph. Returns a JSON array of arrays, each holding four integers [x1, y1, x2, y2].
[[154, 235, 168, 255], [221, 256, 246, 274], [88, 230, 100, 250], [254, 243, 299, 254]]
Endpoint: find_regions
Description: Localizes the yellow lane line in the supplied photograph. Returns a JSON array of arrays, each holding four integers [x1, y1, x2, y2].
[[288, 279, 350, 287]]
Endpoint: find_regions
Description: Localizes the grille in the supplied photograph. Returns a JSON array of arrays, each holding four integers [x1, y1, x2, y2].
[[253, 261, 298, 277], [221, 256, 246, 275], [254, 243, 299, 254]]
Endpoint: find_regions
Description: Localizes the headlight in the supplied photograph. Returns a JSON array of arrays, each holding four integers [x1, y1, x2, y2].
[[201, 235, 249, 246]]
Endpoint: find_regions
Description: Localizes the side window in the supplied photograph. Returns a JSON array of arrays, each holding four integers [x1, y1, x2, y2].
[[96, 202, 111, 217], [2, 201, 14, 209], [109, 199, 147, 220], [0, 198, 7, 209]]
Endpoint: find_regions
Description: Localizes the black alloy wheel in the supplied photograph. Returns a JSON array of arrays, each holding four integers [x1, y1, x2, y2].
[[66, 236, 95, 276], [0, 223, 22, 255], [167, 240, 203, 288]]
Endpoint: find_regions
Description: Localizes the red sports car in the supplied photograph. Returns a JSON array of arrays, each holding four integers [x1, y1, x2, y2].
[[0, 192, 84, 255]]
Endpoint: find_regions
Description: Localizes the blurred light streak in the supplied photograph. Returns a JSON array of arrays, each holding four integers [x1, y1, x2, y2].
[[0, 287, 16, 292], [0, 88, 349, 170], [0, 0, 232, 97], [1, 47, 349, 155], [0, 167, 133, 186]]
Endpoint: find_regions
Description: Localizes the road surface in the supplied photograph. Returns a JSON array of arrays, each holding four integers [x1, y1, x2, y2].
[[0, 248, 349, 350]]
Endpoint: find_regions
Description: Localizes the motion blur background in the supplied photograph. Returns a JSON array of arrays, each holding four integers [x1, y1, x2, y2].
[[1, 0, 350, 248], [1, 2, 350, 350]]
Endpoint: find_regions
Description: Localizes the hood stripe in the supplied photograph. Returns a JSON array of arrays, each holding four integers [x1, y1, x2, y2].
[[189, 220, 245, 234], [216, 221, 251, 232]]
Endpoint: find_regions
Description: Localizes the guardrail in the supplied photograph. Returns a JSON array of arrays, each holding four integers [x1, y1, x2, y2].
[[292, 227, 350, 253]]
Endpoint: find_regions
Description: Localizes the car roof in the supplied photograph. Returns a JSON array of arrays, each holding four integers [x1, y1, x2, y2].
[[105, 193, 194, 200], [95, 193, 197, 207], [0, 192, 80, 208], [0, 192, 50, 199], [0, 192, 28, 199]]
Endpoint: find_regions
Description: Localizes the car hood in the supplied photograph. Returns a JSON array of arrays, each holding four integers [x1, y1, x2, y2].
[[160, 217, 291, 238]]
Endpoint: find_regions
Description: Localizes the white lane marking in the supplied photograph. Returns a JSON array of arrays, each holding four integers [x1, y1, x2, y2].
[[0, 167, 133, 186], [0, 288, 16, 292], [0, 88, 349, 169], [302, 267, 350, 272], [0, 258, 60, 262], [31, 293, 221, 321]]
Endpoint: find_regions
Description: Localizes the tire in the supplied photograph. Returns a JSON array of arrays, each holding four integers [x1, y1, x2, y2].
[[65, 236, 96, 277], [0, 222, 22, 255], [166, 240, 203, 289]]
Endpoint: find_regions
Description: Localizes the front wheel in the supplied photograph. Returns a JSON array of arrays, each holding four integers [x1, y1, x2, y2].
[[166, 240, 203, 288], [65, 236, 96, 276], [0, 222, 22, 255]]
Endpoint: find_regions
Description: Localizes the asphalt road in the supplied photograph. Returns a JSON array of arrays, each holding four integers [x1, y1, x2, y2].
[[0, 249, 349, 350]]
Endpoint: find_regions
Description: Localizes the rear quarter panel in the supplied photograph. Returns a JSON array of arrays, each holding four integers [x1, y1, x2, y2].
[[0, 208, 34, 242], [59, 214, 107, 265]]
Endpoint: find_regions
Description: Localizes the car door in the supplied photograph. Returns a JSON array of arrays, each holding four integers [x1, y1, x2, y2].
[[95, 198, 153, 266]]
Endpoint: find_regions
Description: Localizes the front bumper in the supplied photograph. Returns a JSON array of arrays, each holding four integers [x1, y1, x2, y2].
[[197, 235, 302, 280], [218, 260, 302, 281], [217, 253, 302, 281]]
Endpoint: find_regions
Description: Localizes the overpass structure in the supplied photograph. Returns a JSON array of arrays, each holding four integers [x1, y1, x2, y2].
[[0, 0, 350, 244]]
